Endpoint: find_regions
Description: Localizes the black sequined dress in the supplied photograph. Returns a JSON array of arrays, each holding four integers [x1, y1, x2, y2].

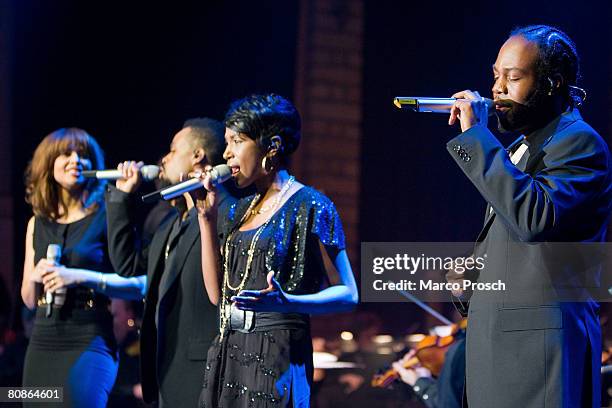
[[199, 186, 346, 408]]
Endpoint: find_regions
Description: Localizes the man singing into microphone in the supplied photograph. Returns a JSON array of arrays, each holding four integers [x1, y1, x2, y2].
[[445, 25, 612, 407], [105, 118, 229, 407]]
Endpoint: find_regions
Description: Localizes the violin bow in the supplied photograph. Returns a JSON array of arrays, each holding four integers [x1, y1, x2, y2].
[[393, 283, 453, 326]]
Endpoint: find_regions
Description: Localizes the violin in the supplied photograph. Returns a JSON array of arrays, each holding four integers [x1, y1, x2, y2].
[[371, 318, 467, 388]]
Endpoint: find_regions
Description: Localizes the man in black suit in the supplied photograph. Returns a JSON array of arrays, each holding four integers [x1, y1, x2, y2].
[[105, 118, 227, 407], [445, 26, 612, 407]]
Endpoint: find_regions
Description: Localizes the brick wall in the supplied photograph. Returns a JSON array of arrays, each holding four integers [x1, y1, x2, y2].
[[292, 0, 363, 267]]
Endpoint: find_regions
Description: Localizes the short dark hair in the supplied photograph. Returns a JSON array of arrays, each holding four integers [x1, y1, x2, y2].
[[182, 117, 226, 166], [510, 25, 582, 106], [224, 94, 301, 164]]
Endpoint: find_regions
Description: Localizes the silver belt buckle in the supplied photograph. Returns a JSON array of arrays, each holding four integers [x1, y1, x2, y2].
[[229, 303, 255, 333]]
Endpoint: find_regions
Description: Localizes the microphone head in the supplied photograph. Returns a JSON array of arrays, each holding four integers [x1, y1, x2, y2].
[[141, 165, 160, 181], [81, 170, 98, 178], [209, 164, 232, 186], [46, 244, 62, 262]]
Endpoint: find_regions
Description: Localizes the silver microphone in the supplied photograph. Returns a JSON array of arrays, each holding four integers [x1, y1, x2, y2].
[[393, 96, 496, 115], [141, 164, 232, 203], [45, 244, 64, 316], [82, 165, 160, 181]]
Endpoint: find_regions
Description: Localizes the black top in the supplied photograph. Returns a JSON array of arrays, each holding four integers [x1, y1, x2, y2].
[[33, 207, 113, 270], [32, 207, 114, 323]]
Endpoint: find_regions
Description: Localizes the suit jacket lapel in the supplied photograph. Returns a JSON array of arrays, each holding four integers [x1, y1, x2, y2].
[[476, 135, 529, 242], [157, 216, 200, 302], [147, 213, 176, 294], [473, 110, 583, 243]]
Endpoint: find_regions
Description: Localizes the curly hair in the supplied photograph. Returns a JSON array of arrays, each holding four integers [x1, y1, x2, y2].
[[510, 25, 583, 107], [25, 128, 106, 219], [224, 94, 301, 165]]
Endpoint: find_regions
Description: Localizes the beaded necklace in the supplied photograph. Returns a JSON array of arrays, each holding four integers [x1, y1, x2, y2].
[[219, 176, 296, 338]]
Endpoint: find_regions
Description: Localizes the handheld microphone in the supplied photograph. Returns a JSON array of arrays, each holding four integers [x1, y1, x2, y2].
[[82, 165, 160, 181], [393, 97, 496, 116], [141, 164, 232, 203], [45, 244, 64, 317]]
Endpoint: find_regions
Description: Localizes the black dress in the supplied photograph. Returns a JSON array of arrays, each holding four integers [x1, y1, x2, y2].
[[22, 208, 118, 408], [199, 186, 346, 408]]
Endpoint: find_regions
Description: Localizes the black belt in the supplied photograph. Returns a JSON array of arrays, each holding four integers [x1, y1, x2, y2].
[[38, 288, 109, 312], [223, 304, 308, 333]]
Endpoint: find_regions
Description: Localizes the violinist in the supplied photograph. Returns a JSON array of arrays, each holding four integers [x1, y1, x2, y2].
[[392, 330, 465, 408], [373, 319, 466, 408]]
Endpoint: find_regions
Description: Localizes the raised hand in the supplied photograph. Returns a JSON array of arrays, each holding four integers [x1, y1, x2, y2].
[[448, 90, 489, 132], [116, 161, 144, 193], [186, 165, 219, 219]]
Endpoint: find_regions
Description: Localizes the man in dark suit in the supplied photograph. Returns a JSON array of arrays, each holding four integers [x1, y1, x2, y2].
[[445, 26, 612, 407], [105, 118, 227, 407]]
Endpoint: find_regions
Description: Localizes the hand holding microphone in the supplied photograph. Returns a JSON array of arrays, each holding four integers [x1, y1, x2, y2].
[[393, 91, 493, 133], [115, 161, 146, 194], [141, 164, 232, 205], [448, 90, 490, 132], [43, 244, 64, 317], [42, 244, 78, 296], [185, 165, 221, 219]]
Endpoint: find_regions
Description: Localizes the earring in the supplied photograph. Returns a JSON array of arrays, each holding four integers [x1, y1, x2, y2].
[[262, 156, 275, 173], [547, 77, 555, 96]]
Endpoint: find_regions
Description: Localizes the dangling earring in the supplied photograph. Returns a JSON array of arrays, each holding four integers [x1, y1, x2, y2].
[[262, 156, 275, 173]]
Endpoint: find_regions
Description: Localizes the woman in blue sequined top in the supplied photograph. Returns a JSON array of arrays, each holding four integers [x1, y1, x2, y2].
[[195, 94, 358, 407]]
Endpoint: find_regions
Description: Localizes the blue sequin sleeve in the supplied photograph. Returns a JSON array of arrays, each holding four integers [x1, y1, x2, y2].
[[309, 193, 346, 252]]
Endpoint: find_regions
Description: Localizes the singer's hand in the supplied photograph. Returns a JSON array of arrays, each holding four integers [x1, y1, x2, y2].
[[187, 166, 219, 219], [42, 265, 80, 292], [444, 257, 473, 300], [31, 259, 55, 283], [231, 271, 293, 313], [448, 90, 489, 132], [116, 161, 144, 193]]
